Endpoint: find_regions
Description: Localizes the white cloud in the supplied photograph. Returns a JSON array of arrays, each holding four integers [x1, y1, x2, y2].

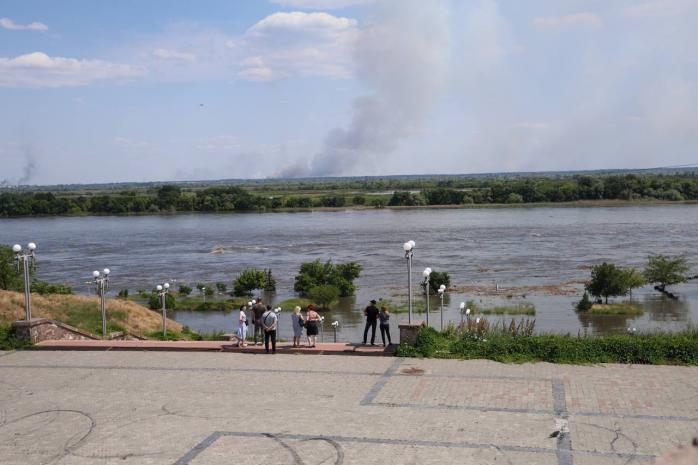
[[235, 11, 358, 80], [269, 0, 374, 9], [0, 52, 144, 88], [151, 48, 197, 62], [0, 17, 48, 31], [531, 12, 602, 30]]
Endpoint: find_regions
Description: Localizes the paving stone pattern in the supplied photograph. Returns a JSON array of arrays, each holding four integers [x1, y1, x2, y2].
[[0, 351, 697, 464]]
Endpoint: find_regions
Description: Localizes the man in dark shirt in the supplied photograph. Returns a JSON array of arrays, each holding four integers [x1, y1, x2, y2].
[[251, 298, 266, 345], [363, 299, 380, 345]]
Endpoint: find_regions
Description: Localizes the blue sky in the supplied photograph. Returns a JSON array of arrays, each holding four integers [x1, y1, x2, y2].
[[1, 0, 697, 185]]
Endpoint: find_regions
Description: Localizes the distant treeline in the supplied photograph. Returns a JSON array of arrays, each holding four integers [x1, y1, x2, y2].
[[1, 173, 697, 216]]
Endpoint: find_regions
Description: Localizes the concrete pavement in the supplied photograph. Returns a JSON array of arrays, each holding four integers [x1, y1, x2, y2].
[[1, 350, 697, 464]]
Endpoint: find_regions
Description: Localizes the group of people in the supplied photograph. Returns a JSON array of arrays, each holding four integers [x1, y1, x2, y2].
[[235, 297, 392, 354]]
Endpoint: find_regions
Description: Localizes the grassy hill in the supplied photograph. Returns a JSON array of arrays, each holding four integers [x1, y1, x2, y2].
[[0, 290, 182, 337]]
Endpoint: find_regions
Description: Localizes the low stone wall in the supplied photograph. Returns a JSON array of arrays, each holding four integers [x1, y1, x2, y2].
[[12, 318, 98, 344], [398, 321, 425, 345]]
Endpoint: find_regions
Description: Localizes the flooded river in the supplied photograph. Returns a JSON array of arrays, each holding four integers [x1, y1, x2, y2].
[[1, 205, 696, 340]]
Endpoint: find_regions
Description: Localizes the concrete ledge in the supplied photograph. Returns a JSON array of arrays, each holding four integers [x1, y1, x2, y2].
[[12, 318, 98, 343], [35, 340, 396, 356]]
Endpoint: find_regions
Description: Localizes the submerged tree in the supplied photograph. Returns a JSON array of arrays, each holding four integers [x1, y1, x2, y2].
[[586, 262, 627, 304], [645, 255, 689, 293]]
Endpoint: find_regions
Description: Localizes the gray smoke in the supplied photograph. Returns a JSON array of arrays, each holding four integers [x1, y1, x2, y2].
[[1, 147, 38, 186], [279, 0, 451, 177]]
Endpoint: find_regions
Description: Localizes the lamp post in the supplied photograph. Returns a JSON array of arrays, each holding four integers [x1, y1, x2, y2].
[[92, 268, 110, 337], [156, 282, 170, 338], [438, 284, 446, 331], [403, 240, 415, 324], [274, 306, 282, 342], [331, 320, 339, 342], [319, 315, 325, 342], [202, 287, 206, 304], [12, 243, 36, 321], [422, 267, 432, 327]]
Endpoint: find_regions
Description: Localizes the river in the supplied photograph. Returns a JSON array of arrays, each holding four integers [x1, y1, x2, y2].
[[1, 205, 696, 341]]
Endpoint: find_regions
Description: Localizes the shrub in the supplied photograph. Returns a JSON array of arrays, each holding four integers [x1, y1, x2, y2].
[[293, 259, 362, 297], [31, 281, 73, 295], [215, 282, 227, 294], [308, 284, 340, 309], [577, 292, 592, 311], [233, 269, 267, 296], [425, 270, 450, 294], [118, 289, 129, 298], [178, 284, 192, 296]]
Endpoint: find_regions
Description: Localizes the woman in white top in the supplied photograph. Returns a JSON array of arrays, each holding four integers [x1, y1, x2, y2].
[[237, 304, 248, 347]]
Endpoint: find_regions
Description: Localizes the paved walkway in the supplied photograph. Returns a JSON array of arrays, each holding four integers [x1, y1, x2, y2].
[[1, 350, 697, 464], [35, 340, 395, 355]]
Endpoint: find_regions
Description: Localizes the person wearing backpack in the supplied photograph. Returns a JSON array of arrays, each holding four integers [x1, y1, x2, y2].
[[262, 305, 278, 354]]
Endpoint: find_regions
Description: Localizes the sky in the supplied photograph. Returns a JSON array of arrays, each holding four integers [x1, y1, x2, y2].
[[0, 0, 697, 185]]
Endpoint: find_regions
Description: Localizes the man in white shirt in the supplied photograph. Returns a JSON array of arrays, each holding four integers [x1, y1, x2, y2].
[[262, 305, 278, 354]]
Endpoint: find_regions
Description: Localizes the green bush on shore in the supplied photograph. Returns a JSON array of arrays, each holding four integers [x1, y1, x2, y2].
[[396, 326, 698, 365]]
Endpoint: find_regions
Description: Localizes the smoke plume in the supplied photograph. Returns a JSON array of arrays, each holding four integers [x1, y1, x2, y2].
[[280, 0, 450, 177]]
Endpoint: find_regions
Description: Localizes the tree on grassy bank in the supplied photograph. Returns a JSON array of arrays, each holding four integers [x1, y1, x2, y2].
[[584, 262, 644, 304]]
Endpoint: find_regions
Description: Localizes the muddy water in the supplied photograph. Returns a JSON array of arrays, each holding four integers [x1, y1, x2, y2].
[[1, 205, 696, 340]]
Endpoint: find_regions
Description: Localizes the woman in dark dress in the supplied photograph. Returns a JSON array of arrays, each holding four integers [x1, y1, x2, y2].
[[305, 304, 321, 347]]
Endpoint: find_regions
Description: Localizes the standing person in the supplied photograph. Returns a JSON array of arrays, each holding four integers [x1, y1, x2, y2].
[[305, 304, 321, 348], [378, 306, 392, 347], [251, 298, 266, 345], [291, 306, 304, 348], [363, 299, 379, 345], [237, 304, 248, 347], [262, 305, 278, 354]]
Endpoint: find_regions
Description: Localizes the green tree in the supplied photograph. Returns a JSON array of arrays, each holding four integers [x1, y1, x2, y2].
[[620, 268, 646, 298], [352, 195, 366, 205], [293, 259, 362, 297], [585, 262, 627, 304], [308, 284, 340, 309], [156, 185, 182, 209], [0, 245, 24, 291], [645, 255, 689, 292], [426, 271, 450, 294], [178, 284, 192, 296], [215, 282, 227, 294], [233, 269, 267, 296], [149, 292, 176, 310]]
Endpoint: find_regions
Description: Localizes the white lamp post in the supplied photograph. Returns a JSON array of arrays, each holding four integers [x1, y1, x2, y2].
[[275, 306, 282, 341], [92, 268, 110, 337], [202, 286, 206, 304], [422, 267, 432, 327], [403, 240, 416, 324], [332, 320, 339, 342], [13, 243, 36, 321], [156, 282, 170, 338], [438, 284, 446, 331]]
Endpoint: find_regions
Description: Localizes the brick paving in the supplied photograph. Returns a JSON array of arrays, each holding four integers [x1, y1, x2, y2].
[[0, 350, 697, 464]]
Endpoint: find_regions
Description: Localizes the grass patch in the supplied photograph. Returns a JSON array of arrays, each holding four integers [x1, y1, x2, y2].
[[589, 303, 643, 315], [51, 301, 127, 335], [0, 324, 32, 350], [396, 326, 698, 365], [277, 298, 314, 310], [481, 303, 536, 316]]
